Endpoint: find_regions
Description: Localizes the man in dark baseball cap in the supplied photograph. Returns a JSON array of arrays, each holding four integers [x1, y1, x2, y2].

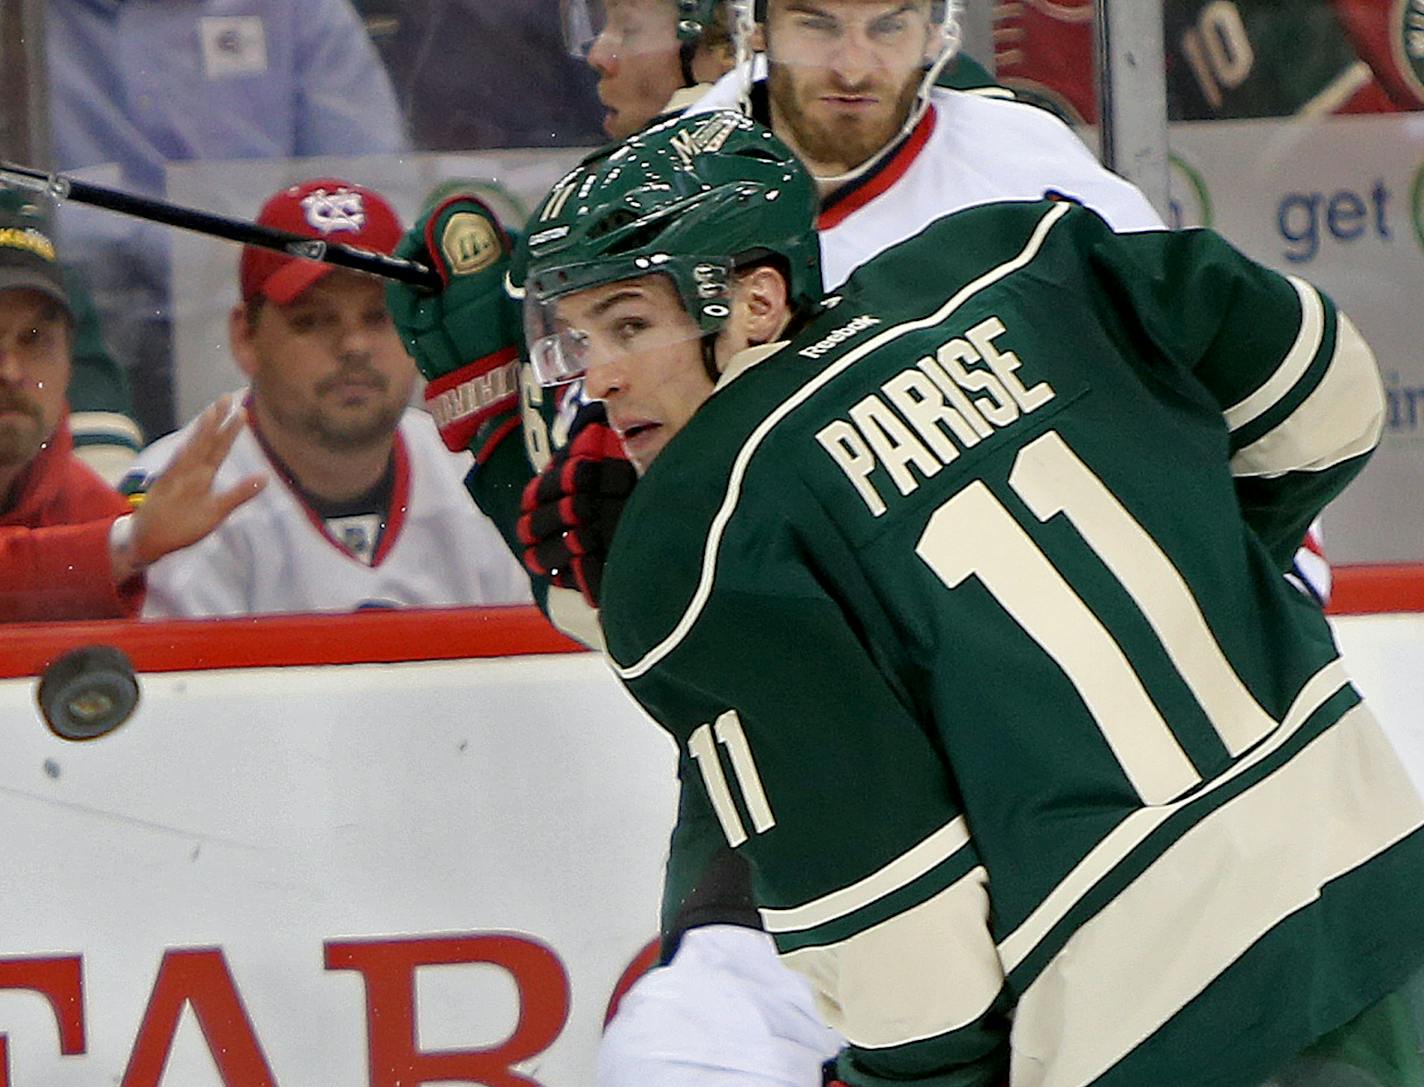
[[0, 188, 69, 313], [0, 185, 264, 622]]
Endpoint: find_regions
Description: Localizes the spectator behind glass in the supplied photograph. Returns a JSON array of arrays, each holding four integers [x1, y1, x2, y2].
[[46, 0, 408, 442], [353, 0, 606, 150], [0, 186, 263, 623], [122, 179, 531, 618]]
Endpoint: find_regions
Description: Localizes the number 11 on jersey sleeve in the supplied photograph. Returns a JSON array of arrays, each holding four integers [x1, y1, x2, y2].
[[689, 710, 778, 848]]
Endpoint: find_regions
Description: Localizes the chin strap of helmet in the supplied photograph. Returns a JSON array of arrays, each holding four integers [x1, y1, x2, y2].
[[679, 40, 700, 86], [700, 333, 722, 383], [731, 0, 758, 117]]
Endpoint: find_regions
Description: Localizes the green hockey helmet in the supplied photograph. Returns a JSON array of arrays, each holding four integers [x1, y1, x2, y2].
[[560, 0, 724, 55], [674, 0, 722, 43], [522, 109, 821, 386]]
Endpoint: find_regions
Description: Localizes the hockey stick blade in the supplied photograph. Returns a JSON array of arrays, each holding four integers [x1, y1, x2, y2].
[[0, 160, 441, 292]]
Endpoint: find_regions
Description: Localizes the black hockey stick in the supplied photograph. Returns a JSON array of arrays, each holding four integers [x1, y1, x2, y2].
[[0, 161, 441, 292]]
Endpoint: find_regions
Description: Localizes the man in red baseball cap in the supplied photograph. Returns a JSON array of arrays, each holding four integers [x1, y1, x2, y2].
[[120, 177, 528, 617]]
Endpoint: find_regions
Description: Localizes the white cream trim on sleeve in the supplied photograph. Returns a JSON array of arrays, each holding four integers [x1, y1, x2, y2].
[[1230, 311, 1384, 479], [1222, 277, 1324, 434], [781, 867, 1004, 1050], [759, 817, 972, 934]]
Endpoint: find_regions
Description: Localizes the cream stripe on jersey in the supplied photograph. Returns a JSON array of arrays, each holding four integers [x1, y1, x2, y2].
[[612, 201, 1076, 681], [997, 658, 1349, 971], [759, 817, 971, 934], [69, 410, 145, 448], [1222, 277, 1324, 433], [1230, 311, 1383, 479], [1011, 702, 1424, 1087], [781, 867, 1003, 1050]]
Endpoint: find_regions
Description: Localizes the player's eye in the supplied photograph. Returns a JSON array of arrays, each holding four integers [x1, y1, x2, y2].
[[793, 14, 839, 35], [868, 14, 908, 38], [613, 316, 650, 341]]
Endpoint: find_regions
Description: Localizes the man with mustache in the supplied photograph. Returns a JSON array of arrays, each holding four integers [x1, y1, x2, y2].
[[124, 179, 529, 617], [0, 188, 263, 623]]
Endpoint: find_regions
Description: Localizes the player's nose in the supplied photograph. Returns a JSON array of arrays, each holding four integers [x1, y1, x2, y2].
[[587, 29, 618, 74], [828, 28, 878, 83], [583, 354, 627, 401]]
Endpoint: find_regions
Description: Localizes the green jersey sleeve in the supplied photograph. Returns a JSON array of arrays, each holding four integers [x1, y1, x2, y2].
[[1079, 214, 1383, 569]]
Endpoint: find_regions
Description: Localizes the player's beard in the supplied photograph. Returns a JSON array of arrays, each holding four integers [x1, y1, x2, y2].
[[767, 61, 921, 174], [0, 390, 46, 469]]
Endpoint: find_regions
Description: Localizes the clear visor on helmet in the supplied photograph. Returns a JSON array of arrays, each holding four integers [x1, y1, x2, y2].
[[560, 0, 604, 58], [524, 265, 730, 388], [561, 0, 698, 59]]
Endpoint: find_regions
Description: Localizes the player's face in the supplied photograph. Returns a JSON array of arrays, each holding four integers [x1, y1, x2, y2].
[[0, 289, 71, 470], [234, 271, 415, 453], [560, 275, 714, 474], [765, 0, 935, 174], [585, 0, 687, 138]]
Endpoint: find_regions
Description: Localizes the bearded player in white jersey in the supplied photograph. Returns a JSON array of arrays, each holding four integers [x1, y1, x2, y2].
[[125, 178, 529, 618], [388, 4, 1327, 1083]]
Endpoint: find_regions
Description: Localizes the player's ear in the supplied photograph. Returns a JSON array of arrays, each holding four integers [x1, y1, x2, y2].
[[228, 301, 261, 379], [739, 264, 790, 345]]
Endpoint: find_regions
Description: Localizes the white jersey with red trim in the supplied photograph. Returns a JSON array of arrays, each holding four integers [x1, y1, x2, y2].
[[128, 401, 531, 618], [686, 77, 1166, 288]]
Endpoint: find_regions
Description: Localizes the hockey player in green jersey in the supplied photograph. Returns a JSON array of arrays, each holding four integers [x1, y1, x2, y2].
[[519, 109, 1424, 1087]]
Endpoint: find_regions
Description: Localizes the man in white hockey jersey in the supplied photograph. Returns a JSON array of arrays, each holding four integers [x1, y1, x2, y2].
[[125, 178, 529, 618]]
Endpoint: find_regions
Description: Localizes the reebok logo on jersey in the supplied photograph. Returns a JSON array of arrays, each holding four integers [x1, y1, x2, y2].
[[799, 314, 881, 359]]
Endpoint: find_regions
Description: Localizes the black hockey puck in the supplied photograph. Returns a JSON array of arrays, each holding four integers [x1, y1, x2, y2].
[[36, 645, 140, 741]]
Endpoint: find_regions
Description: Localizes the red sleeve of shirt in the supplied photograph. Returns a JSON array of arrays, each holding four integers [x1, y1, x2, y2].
[[0, 519, 142, 621], [1, 448, 145, 623]]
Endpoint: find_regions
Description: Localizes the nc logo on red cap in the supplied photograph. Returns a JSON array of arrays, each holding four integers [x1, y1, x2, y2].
[[300, 187, 366, 235]]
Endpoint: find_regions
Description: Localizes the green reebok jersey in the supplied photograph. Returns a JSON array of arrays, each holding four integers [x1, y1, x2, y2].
[[599, 201, 1424, 1087]]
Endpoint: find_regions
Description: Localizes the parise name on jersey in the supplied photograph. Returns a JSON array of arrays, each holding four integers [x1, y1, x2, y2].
[[812, 314, 1056, 517]]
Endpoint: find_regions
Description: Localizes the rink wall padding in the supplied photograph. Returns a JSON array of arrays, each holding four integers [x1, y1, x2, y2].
[[0, 577, 1420, 1084]]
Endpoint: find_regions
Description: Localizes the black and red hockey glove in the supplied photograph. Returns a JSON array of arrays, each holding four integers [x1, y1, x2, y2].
[[517, 401, 636, 607]]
